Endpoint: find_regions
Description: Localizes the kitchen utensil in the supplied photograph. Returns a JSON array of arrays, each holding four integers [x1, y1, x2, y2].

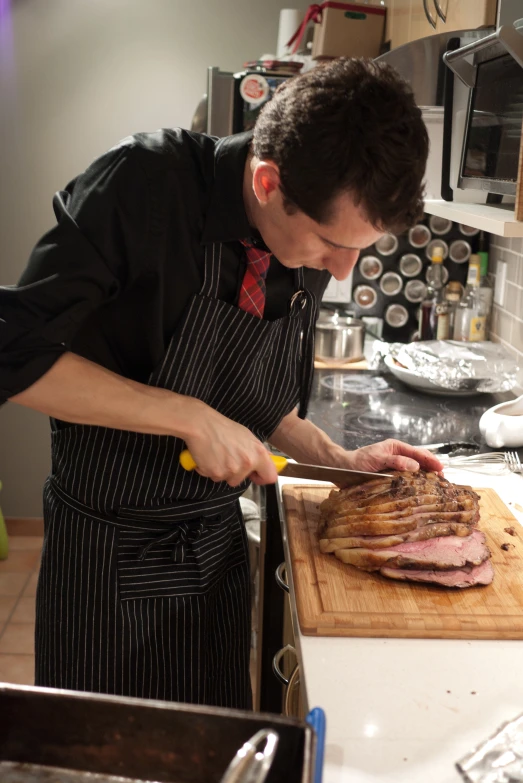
[[220, 729, 278, 783], [440, 451, 523, 473], [424, 441, 480, 455], [507, 451, 523, 473], [315, 314, 365, 363], [282, 484, 523, 639], [479, 394, 523, 448], [179, 450, 391, 487], [0, 684, 316, 783]]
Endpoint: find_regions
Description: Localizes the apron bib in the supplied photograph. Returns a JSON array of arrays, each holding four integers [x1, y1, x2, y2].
[[35, 242, 317, 708]]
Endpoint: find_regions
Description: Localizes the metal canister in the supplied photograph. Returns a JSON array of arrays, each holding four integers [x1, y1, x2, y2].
[[408, 224, 431, 249], [399, 253, 423, 278], [459, 224, 480, 237], [353, 284, 378, 309], [385, 303, 409, 328], [426, 239, 449, 261], [404, 279, 427, 303], [379, 272, 403, 296], [359, 255, 383, 280], [375, 234, 399, 256], [429, 216, 453, 235], [449, 239, 472, 264]]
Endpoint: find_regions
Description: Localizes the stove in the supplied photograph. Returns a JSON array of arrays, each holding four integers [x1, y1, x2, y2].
[[307, 369, 513, 451]]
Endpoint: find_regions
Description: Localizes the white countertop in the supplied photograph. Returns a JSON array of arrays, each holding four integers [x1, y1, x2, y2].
[[278, 468, 523, 783]]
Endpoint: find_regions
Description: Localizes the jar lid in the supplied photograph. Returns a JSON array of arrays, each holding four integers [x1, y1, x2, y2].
[[359, 255, 383, 280], [380, 272, 403, 296], [375, 234, 399, 257], [353, 285, 378, 309], [399, 253, 423, 278], [385, 304, 409, 327], [408, 224, 431, 249]]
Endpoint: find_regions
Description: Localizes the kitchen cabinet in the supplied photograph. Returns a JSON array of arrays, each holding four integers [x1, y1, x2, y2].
[[438, 0, 497, 32], [386, 0, 497, 50]]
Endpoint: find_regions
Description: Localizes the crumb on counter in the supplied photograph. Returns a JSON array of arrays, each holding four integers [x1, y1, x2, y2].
[[504, 526, 517, 536]]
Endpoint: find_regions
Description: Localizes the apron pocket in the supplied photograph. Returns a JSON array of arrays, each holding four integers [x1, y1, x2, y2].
[[116, 507, 243, 600]]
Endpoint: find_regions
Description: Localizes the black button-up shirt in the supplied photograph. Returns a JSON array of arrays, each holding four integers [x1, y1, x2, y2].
[[0, 130, 330, 404]]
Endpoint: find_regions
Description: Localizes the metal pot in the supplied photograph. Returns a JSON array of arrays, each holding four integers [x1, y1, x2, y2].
[[315, 313, 365, 363]]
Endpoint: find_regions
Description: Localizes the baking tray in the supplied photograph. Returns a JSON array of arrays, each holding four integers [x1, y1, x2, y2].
[[0, 684, 316, 782]]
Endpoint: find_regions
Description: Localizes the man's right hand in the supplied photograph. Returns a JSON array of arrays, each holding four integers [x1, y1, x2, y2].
[[183, 399, 278, 487]]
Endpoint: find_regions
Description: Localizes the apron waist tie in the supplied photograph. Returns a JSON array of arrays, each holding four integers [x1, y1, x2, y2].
[[137, 514, 222, 564], [47, 478, 237, 562]]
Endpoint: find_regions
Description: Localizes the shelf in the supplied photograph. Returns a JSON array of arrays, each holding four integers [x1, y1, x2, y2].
[[424, 200, 523, 238]]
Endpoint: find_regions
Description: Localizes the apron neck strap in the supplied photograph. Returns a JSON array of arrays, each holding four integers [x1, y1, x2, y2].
[[200, 243, 223, 298]]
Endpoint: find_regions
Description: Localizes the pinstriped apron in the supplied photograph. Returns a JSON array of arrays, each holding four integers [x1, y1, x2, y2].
[[35, 242, 317, 709]]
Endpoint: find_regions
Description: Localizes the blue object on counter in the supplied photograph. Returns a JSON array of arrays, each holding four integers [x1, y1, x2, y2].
[[306, 707, 326, 783]]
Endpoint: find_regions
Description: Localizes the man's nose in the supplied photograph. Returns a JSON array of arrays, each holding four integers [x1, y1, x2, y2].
[[324, 249, 360, 281]]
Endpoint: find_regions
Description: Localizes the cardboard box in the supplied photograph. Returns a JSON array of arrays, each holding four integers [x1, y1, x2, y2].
[[311, 2, 386, 60]]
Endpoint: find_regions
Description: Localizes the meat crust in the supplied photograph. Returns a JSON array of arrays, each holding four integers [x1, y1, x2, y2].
[[318, 470, 491, 589]]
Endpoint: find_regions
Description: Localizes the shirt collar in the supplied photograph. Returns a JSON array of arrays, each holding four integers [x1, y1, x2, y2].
[[201, 131, 254, 244]]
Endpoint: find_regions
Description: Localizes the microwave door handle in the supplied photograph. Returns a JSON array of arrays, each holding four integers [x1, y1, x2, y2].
[[433, 0, 447, 23], [423, 0, 437, 29], [443, 26, 523, 88]]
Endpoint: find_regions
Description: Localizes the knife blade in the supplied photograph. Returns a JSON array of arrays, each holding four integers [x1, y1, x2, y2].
[[272, 457, 392, 486], [179, 450, 391, 487]]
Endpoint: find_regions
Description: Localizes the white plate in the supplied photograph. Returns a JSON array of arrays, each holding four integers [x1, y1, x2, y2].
[[384, 354, 482, 397]]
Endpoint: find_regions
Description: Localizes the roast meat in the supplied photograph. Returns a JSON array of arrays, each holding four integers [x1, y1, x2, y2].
[[333, 530, 490, 571], [381, 559, 494, 588], [318, 470, 492, 589]]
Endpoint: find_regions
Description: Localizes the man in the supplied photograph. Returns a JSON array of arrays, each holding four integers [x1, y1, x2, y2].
[[0, 58, 442, 708]]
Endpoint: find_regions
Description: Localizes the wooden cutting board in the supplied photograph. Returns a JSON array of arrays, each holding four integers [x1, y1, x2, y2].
[[282, 485, 523, 639]]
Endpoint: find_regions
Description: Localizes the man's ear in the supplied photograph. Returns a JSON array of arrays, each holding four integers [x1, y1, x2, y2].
[[252, 161, 281, 205]]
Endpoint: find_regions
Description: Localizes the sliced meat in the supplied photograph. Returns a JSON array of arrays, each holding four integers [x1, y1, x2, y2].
[[380, 559, 494, 588], [323, 508, 479, 538], [319, 521, 475, 553], [322, 498, 478, 529], [321, 485, 479, 521], [333, 530, 490, 571]]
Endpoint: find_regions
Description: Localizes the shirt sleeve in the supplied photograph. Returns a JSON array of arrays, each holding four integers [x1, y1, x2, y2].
[[0, 142, 149, 403]]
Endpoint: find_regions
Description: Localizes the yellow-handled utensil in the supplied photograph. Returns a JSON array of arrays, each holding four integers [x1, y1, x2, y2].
[[179, 449, 287, 473], [179, 450, 390, 486]]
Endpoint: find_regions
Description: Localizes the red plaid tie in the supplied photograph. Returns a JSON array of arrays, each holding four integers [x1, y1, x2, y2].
[[238, 239, 272, 319]]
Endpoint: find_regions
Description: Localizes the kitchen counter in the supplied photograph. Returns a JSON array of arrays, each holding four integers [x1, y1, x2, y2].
[[277, 468, 523, 783]]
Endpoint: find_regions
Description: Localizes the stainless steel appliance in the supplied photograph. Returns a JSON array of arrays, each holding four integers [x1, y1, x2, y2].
[[444, 22, 523, 198], [201, 67, 292, 137], [0, 684, 323, 783], [376, 28, 493, 203], [375, 29, 492, 108]]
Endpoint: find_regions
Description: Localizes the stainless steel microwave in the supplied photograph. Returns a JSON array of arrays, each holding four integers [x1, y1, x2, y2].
[[445, 22, 523, 197]]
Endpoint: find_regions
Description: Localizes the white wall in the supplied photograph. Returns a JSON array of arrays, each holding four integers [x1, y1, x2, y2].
[[0, 0, 307, 517]]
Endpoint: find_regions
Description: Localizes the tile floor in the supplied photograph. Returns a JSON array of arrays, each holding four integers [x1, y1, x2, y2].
[[0, 524, 42, 686]]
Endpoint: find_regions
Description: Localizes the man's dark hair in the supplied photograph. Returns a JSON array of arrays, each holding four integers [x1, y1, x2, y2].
[[252, 58, 428, 234]]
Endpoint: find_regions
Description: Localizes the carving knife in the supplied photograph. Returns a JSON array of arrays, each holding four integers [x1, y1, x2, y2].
[[179, 450, 392, 487]]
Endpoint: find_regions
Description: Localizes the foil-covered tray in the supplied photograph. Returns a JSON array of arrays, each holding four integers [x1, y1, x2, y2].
[[457, 713, 523, 782]]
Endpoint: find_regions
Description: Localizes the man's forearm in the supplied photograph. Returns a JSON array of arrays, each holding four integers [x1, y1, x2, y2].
[[269, 409, 348, 466], [10, 352, 198, 440]]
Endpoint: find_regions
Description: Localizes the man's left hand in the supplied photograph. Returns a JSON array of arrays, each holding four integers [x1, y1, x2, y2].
[[342, 438, 444, 474]]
